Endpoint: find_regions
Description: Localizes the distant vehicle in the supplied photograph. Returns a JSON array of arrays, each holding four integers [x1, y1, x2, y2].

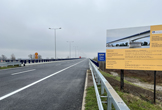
[[79, 56, 81, 58]]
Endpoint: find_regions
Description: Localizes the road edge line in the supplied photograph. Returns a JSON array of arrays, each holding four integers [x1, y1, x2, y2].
[[81, 69, 88, 110]]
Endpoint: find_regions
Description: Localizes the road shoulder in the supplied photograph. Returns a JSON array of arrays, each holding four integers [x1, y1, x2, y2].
[[81, 69, 93, 110]]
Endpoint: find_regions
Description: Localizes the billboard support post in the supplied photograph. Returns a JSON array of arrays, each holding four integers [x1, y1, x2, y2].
[[120, 70, 124, 91], [154, 71, 156, 104], [103, 61, 104, 71]]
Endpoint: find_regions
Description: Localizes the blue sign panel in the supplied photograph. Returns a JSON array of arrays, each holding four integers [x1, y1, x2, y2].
[[98, 53, 106, 61]]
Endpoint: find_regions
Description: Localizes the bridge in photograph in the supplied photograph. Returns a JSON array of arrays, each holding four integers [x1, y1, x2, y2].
[[106, 30, 150, 48]]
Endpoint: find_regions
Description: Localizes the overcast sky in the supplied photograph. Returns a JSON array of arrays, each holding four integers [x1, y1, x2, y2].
[[0, 0, 162, 59]]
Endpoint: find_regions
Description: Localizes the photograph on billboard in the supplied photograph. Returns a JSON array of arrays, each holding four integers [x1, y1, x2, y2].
[[106, 24, 162, 71], [106, 26, 150, 49]]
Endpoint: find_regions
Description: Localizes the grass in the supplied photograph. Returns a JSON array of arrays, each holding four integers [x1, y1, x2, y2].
[[100, 70, 135, 85], [116, 87, 162, 110], [0, 65, 20, 69], [85, 85, 109, 110], [85, 70, 162, 110], [85, 86, 98, 110]]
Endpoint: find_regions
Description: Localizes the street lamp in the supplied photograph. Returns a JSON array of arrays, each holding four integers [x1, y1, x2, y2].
[[49, 27, 61, 59], [67, 41, 74, 58], [73, 46, 77, 58]]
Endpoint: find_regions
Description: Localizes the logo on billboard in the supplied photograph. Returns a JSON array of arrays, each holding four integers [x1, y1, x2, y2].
[[152, 30, 162, 34]]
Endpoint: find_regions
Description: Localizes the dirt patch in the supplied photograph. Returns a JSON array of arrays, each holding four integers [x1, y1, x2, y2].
[[109, 71, 162, 92], [133, 82, 162, 92], [110, 72, 118, 76], [105, 76, 162, 103], [125, 77, 140, 83], [104, 69, 162, 84], [87, 70, 93, 87]]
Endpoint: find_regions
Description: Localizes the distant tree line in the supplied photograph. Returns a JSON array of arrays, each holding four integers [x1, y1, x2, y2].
[[0, 54, 43, 61], [0, 54, 16, 61], [93, 56, 98, 61]]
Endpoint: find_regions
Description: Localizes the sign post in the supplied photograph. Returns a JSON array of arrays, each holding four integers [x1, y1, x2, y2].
[[154, 71, 156, 104], [98, 53, 106, 71], [35, 52, 38, 59], [120, 70, 124, 91]]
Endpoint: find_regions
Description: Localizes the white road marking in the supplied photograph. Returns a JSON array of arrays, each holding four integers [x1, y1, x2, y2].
[[0, 59, 86, 101], [11, 69, 36, 75]]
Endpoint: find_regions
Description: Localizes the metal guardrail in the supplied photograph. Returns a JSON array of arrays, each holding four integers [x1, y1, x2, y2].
[[89, 60, 130, 110], [0, 62, 21, 67], [90, 59, 99, 67], [1, 58, 81, 65], [0, 58, 81, 67]]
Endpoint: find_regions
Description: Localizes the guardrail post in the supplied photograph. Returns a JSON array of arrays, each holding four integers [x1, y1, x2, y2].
[[93, 70, 97, 79], [98, 79, 101, 85], [94, 74, 97, 81], [101, 82, 104, 94], [95, 74, 99, 84], [107, 96, 112, 110]]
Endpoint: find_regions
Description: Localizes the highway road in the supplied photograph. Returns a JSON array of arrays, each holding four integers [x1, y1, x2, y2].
[[0, 58, 89, 110]]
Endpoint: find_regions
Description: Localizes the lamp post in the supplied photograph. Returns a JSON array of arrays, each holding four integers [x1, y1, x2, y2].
[[73, 46, 77, 58], [67, 41, 74, 58], [49, 27, 61, 59]]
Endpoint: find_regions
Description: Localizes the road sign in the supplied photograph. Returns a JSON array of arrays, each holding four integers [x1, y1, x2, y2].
[[35, 52, 38, 59], [98, 53, 105, 61]]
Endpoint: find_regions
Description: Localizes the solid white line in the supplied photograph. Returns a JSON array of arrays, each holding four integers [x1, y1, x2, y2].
[[81, 70, 88, 110], [0, 59, 86, 101], [11, 69, 36, 75]]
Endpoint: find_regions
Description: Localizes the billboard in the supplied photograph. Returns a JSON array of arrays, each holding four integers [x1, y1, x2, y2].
[[98, 53, 106, 61], [106, 24, 162, 71]]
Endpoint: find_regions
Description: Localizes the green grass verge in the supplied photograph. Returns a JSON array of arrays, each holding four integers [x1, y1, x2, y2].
[[85, 86, 98, 110], [0, 65, 20, 70], [116, 87, 162, 110]]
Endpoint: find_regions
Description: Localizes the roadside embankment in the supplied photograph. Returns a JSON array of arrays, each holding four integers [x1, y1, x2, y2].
[[100, 70, 162, 110]]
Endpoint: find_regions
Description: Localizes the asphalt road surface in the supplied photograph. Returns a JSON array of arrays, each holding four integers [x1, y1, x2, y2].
[[0, 58, 89, 110]]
